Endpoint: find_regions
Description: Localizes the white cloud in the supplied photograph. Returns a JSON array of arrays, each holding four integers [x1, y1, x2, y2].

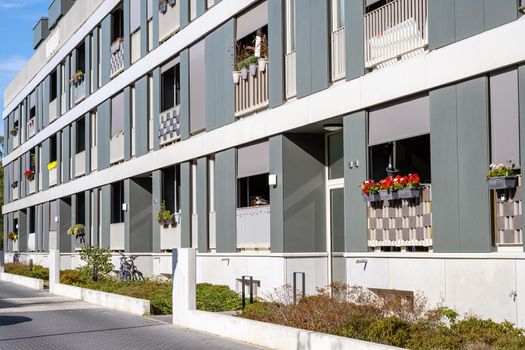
[[0, 56, 27, 72]]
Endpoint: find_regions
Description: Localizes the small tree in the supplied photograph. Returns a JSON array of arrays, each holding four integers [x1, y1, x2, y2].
[[79, 245, 113, 282]]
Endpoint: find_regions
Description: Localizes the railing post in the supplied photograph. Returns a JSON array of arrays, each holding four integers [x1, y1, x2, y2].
[[172, 248, 196, 326], [49, 249, 60, 293]]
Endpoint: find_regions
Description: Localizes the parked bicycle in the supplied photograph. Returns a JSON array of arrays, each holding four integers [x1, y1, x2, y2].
[[118, 253, 144, 281]]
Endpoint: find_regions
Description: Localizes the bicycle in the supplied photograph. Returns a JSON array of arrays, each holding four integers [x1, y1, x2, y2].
[[118, 253, 144, 281]]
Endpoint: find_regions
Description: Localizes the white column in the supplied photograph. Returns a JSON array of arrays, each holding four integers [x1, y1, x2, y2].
[[172, 248, 196, 326], [49, 249, 60, 292], [0, 250, 4, 273]]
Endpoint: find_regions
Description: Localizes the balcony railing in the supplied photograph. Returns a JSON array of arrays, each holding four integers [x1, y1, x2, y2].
[[159, 106, 181, 147], [12, 184, 19, 201], [234, 60, 269, 118], [493, 176, 523, 246], [110, 132, 124, 164], [110, 222, 125, 251], [159, 1, 180, 42], [28, 117, 36, 138], [28, 179, 36, 194], [367, 186, 432, 249], [110, 39, 125, 77], [49, 166, 58, 186], [285, 50, 297, 99], [73, 78, 86, 103], [75, 151, 86, 177], [236, 205, 270, 249], [364, 0, 428, 70], [331, 27, 346, 81], [160, 223, 181, 251]]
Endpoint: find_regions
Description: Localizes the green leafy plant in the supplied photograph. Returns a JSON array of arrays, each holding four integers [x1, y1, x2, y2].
[[5, 263, 49, 281], [487, 162, 515, 178], [237, 55, 259, 70], [67, 223, 85, 237], [79, 245, 114, 282], [7, 232, 17, 241], [155, 200, 173, 224], [196, 283, 243, 312], [9, 126, 18, 136]]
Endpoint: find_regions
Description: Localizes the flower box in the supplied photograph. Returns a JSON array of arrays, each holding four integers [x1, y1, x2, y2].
[[486, 176, 518, 190], [398, 188, 421, 199], [378, 190, 398, 201], [362, 193, 381, 202]]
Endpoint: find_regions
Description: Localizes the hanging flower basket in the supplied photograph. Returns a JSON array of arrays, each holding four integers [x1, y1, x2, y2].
[[486, 176, 518, 190], [362, 192, 381, 202], [23, 169, 35, 181], [398, 187, 421, 199]]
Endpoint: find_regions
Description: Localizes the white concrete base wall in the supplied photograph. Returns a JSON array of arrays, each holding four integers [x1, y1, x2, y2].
[[0, 272, 44, 290], [196, 254, 328, 296], [346, 254, 525, 328]]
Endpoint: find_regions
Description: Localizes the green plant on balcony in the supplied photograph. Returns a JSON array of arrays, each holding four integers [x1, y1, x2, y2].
[[47, 161, 57, 171], [67, 224, 85, 238], [156, 200, 174, 226], [9, 126, 18, 136], [486, 162, 518, 191], [7, 232, 18, 241], [70, 70, 84, 85]]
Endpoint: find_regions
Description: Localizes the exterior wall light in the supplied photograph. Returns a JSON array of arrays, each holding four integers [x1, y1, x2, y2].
[[122, 203, 128, 211], [268, 174, 277, 187], [323, 124, 343, 132]]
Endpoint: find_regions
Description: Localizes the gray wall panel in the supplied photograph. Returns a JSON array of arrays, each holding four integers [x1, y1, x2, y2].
[[520, 65, 525, 251], [43, 201, 50, 252], [181, 0, 190, 28], [43, 77, 50, 126], [65, 57, 70, 112], [180, 162, 192, 247], [428, 0, 456, 50], [42, 139, 50, 190], [97, 100, 111, 170], [269, 135, 284, 253], [346, 0, 365, 80], [152, 170, 161, 253], [18, 210, 27, 252], [129, 178, 153, 252], [268, 0, 284, 108], [84, 35, 91, 99], [124, 87, 132, 160], [62, 126, 70, 182], [101, 15, 111, 86], [295, 0, 312, 97], [58, 198, 72, 253], [455, 0, 485, 42], [456, 77, 491, 252], [153, 68, 161, 150], [180, 50, 190, 140], [484, 0, 517, 31], [140, 0, 148, 58], [344, 111, 368, 252], [92, 29, 99, 92], [85, 190, 91, 246], [430, 85, 460, 252], [135, 77, 148, 156], [123, 0, 131, 69], [101, 185, 111, 247], [309, 0, 329, 94], [92, 189, 99, 246], [197, 157, 209, 252], [215, 148, 237, 253]]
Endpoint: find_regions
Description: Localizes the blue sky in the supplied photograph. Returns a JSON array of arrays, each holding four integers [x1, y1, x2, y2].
[[0, 0, 49, 136]]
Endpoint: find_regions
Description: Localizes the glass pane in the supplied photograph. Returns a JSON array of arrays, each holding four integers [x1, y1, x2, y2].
[[328, 132, 344, 180], [339, 0, 345, 27]]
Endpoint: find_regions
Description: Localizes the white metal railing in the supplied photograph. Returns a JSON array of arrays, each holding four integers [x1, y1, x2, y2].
[[73, 78, 86, 103], [236, 205, 270, 249], [364, 0, 428, 70], [27, 117, 36, 138], [234, 60, 269, 117], [285, 50, 297, 99], [110, 40, 125, 77], [159, 105, 181, 146], [331, 27, 346, 81]]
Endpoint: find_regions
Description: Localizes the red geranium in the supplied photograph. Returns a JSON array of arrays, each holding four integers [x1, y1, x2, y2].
[[23, 169, 35, 181], [407, 173, 421, 188], [359, 180, 379, 195]]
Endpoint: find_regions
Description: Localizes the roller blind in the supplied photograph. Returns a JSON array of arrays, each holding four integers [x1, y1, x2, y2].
[[30, 91, 36, 108], [161, 56, 180, 74], [368, 94, 430, 146], [490, 68, 520, 167], [130, 0, 141, 33], [147, 0, 153, 19], [189, 41, 206, 134], [111, 92, 124, 135], [237, 141, 269, 178], [236, 1, 268, 40], [49, 200, 57, 231]]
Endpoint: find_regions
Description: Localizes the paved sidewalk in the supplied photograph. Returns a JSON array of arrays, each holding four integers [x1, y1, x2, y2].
[[0, 281, 265, 350]]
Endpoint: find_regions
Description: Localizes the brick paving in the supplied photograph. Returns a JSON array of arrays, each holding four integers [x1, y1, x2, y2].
[[0, 281, 265, 350]]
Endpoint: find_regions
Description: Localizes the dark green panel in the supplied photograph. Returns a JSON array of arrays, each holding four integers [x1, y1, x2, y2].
[[484, 0, 517, 31], [282, 134, 326, 252], [197, 157, 209, 253], [269, 135, 284, 253], [180, 50, 190, 140], [123, 0, 131, 69], [129, 178, 153, 253], [153, 68, 161, 150], [180, 0, 190, 28], [519, 65, 525, 251], [309, 0, 329, 94], [268, 0, 284, 108], [346, 0, 365, 79], [62, 127, 70, 182], [430, 85, 460, 252], [101, 15, 111, 86], [455, 0, 485, 41], [215, 148, 236, 253], [97, 100, 111, 170], [456, 77, 491, 252], [428, 0, 455, 50], [101, 185, 111, 248], [152, 170, 161, 253], [343, 112, 368, 252], [135, 77, 148, 156], [124, 87, 132, 160], [180, 162, 192, 248], [295, 0, 312, 97]]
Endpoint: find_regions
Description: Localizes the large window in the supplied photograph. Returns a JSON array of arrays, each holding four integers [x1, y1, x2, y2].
[[237, 141, 270, 208], [50, 70, 57, 101], [238, 174, 269, 207], [111, 92, 124, 137], [161, 61, 180, 112], [111, 8, 124, 41], [29, 207, 36, 233], [189, 41, 206, 134], [328, 132, 343, 180], [76, 117, 86, 153], [285, 0, 295, 53], [331, 0, 345, 30], [50, 134, 58, 162], [76, 192, 85, 224], [111, 181, 124, 223], [162, 165, 180, 213]]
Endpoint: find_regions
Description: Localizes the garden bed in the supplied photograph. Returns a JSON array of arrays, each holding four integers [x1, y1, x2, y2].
[[239, 284, 525, 350], [3, 263, 49, 288]]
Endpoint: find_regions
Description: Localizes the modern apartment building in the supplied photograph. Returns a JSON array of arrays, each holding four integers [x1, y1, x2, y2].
[[2, 0, 525, 326]]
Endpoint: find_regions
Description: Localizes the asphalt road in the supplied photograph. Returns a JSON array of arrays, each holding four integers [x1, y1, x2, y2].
[[0, 280, 265, 350]]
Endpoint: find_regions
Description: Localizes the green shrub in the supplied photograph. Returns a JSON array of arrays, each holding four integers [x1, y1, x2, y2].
[[237, 56, 258, 70], [60, 269, 85, 285], [365, 316, 411, 348], [196, 283, 242, 312], [79, 245, 113, 282], [5, 263, 49, 281]]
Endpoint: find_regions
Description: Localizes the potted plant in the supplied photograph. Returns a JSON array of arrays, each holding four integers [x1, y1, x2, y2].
[[238, 56, 258, 80], [398, 174, 422, 199], [11, 181, 18, 189], [168, 0, 176, 6], [67, 224, 86, 243], [47, 161, 57, 171], [378, 176, 399, 200], [359, 180, 381, 202], [9, 126, 18, 136], [70, 70, 84, 85], [257, 34, 269, 72], [156, 201, 174, 226], [486, 162, 518, 190], [7, 232, 18, 241], [23, 169, 35, 181]]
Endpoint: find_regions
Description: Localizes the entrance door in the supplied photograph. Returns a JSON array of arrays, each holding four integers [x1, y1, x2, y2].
[[326, 131, 346, 285]]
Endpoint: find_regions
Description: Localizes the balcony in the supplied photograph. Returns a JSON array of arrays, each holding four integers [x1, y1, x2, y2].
[[29, 179, 36, 194], [159, 106, 181, 147], [331, 26, 346, 81], [236, 205, 270, 250], [493, 176, 523, 246], [75, 151, 85, 177], [73, 77, 86, 104], [364, 0, 428, 70], [110, 132, 124, 164], [159, 0, 180, 42], [367, 186, 432, 250], [110, 222, 125, 251], [160, 222, 181, 251], [110, 39, 125, 78], [27, 117, 36, 138], [285, 51, 297, 99], [49, 165, 58, 186], [11, 183, 19, 201], [234, 60, 269, 118]]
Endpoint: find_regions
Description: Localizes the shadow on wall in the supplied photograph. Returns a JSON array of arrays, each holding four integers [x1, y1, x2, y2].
[[0, 316, 32, 326]]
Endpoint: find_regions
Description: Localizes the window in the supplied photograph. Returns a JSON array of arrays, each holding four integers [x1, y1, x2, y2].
[[238, 174, 269, 208], [76, 43, 86, 73], [369, 135, 431, 183], [285, 0, 296, 53], [111, 8, 124, 41], [190, 0, 197, 21], [50, 134, 58, 162], [111, 181, 124, 223], [161, 62, 180, 112], [49, 200, 57, 231], [77, 117, 86, 153], [130, 0, 141, 33], [237, 141, 270, 208], [29, 207, 36, 233], [111, 92, 124, 137], [76, 192, 85, 224], [90, 111, 97, 147], [29, 148, 36, 171], [50, 70, 57, 101], [331, 0, 345, 30], [162, 165, 180, 214], [328, 132, 343, 180]]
